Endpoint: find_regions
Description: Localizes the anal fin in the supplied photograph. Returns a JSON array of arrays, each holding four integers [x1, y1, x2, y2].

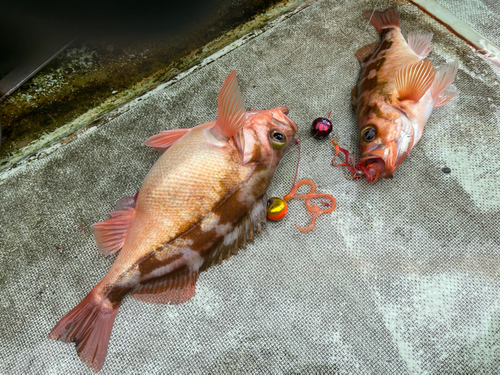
[[92, 202, 136, 255], [355, 42, 379, 65], [407, 32, 433, 59], [131, 266, 198, 305]]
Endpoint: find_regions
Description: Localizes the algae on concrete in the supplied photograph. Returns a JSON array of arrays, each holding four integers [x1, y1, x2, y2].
[[0, 0, 307, 174]]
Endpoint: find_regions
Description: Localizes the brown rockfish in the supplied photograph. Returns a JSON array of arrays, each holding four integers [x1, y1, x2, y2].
[[49, 71, 297, 372], [352, 8, 459, 179]]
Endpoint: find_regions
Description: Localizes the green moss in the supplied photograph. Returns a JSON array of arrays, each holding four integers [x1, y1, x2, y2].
[[0, 0, 307, 174]]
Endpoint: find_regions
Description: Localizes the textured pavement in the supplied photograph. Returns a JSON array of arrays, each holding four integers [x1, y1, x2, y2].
[[436, 0, 500, 46], [1, 0, 500, 373]]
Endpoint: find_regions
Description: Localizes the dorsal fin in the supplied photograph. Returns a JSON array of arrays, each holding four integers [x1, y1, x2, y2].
[[131, 266, 198, 304], [351, 85, 358, 110], [130, 216, 251, 305], [92, 194, 138, 255], [201, 197, 266, 271], [211, 71, 246, 143], [407, 32, 433, 59], [363, 8, 400, 33], [395, 59, 436, 102], [143, 128, 191, 152]]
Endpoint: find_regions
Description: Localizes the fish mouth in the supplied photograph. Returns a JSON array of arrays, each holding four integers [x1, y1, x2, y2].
[[276, 106, 289, 115], [361, 153, 393, 179], [361, 141, 398, 179], [361, 156, 388, 179]]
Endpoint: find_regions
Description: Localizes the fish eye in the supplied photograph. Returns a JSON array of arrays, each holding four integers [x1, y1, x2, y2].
[[271, 131, 285, 141], [361, 126, 377, 143], [269, 131, 287, 150]]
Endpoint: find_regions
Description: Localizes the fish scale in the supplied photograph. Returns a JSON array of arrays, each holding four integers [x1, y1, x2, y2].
[[49, 71, 297, 372], [352, 8, 459, 179]]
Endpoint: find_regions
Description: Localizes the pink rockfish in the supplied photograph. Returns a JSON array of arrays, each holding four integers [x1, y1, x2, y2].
[[49, 71, 297, 372], [352, 8, 459, 179]]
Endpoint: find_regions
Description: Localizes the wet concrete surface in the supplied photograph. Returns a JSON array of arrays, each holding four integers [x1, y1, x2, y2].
[[1, 0, 500, 373]]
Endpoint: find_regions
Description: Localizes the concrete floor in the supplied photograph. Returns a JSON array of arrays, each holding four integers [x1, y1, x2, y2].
[[1, 0, 500, 373], [435, 0, 500, 46]]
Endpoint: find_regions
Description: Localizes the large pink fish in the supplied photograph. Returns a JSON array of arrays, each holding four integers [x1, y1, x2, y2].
[[49, 71, 297, 372], [352, 8, 459, 179]]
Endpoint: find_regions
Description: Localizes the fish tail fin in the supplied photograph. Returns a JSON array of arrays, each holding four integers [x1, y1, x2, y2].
[[363, 8, 400, 33], [48, 288, 119, 372], [431, 60, 459, 108]]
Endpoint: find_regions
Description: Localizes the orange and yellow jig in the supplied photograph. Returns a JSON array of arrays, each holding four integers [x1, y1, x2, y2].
[[266, 137, 336, 232]]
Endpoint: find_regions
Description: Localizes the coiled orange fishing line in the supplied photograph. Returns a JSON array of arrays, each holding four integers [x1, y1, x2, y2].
[[266, 136, 336, 232]]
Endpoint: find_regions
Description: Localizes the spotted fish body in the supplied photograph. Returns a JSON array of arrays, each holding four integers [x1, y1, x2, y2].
[[49, 71, 297, 372], [352, 8, 459, 178]]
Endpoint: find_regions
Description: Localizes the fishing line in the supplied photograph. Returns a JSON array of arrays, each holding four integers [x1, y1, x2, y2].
[[247, 38, 338, 230], [288, 136, 301, 194], [324, 2, 385, 184], [365, 0, 382, 32], [266, 133, 336, 232]]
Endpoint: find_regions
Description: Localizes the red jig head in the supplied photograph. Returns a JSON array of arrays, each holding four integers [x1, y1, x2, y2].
[[311, 117, 333, 139], [311, 112, 377, 183]]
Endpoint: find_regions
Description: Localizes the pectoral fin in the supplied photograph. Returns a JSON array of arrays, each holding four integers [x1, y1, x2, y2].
[[395, 59, 435, 102], [143, 128, 191, 152]]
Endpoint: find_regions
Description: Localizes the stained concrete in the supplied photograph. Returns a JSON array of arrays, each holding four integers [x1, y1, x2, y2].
[[0, 0, 305, 170], [1, 0, 500, 373]]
